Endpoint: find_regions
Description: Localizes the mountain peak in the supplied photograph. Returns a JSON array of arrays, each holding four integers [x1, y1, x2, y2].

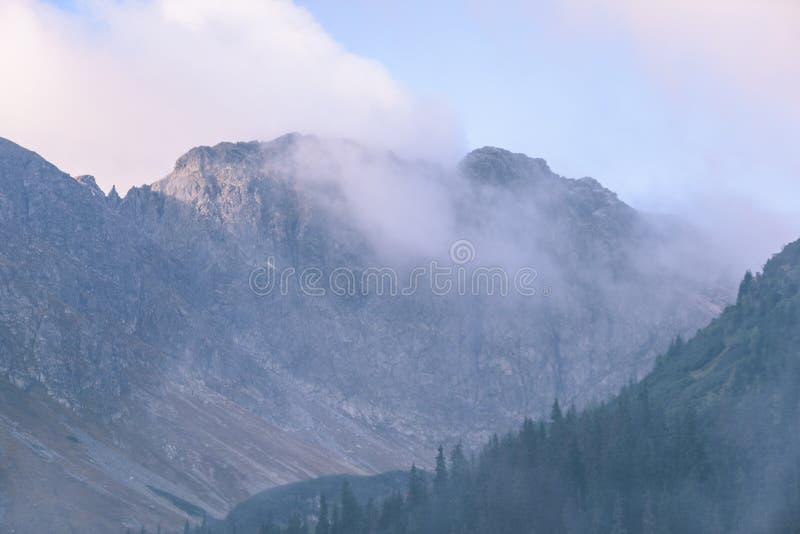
[[171, 133, 313, 175], [73, 174, 104, 197], [765, 237, 800, 274], [0, 137, 85, 205], [0, 136, 33, 157], [106, 184, 121, 207], [172, 140, 263, 173], [460, 146, 553, 186], [0, 137, 58, 179]]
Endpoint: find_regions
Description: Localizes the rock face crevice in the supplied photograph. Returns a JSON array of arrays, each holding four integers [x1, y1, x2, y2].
[[0, 135, 732, 531]]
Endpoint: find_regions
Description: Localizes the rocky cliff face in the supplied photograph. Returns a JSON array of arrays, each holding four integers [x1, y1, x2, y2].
[[0, 135, 731, 531]]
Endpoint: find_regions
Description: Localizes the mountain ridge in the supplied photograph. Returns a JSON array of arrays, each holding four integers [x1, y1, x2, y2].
[[0, 134, 733, 531], [214, 236, 800, 534]]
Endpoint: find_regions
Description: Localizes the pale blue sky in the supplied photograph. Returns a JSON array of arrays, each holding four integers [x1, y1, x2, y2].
[[27, 0, 800, 264], [296, 1, 796, 212], [294, 1, 800, 268]]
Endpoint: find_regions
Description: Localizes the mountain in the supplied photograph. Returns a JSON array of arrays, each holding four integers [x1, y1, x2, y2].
[[238, 238, 800, 534], [114, 134, 727, 432], [0, 135, 731, 532], [0, 137, 380, 533], [212, 471, 410, 533]]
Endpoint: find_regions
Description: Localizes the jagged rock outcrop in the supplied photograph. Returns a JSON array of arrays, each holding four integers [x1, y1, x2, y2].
[[0, 134, 732, 531]]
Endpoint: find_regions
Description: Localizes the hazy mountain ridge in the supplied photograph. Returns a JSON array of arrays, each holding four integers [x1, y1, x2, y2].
[[0, 137, 417, 531], [0, 137, 180, 414], [214, 237, 800, 534], [119, 133, 725, 417], [0, 134, 732, 531]]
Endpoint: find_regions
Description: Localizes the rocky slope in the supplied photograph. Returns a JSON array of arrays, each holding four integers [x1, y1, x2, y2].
[[228, 238, 800, 534], [0, 135, 732, 531]]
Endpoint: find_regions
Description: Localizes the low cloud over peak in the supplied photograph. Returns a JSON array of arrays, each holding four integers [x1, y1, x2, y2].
[[0, 0, 463, 193]]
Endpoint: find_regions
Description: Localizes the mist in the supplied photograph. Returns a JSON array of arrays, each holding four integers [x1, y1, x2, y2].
[[1, 0, 796, 278], [0, 0, 463, 193], [0, 0, 791, 298], [558, 0, 800, 273], [3, 2, 800, 533]]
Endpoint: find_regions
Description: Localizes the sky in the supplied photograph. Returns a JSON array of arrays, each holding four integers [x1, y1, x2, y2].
[[1, 0, 798, 268], [295, 0, 800, 258]]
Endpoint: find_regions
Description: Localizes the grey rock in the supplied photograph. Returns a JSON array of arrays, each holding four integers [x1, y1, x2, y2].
[[0, 134, 733, 531]]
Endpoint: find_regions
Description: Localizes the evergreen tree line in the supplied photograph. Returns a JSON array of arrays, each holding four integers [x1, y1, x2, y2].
[[140, 244, 800, 534], [172, 376, 800, 534]]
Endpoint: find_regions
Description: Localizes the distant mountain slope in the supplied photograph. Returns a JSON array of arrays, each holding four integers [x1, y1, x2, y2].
[[242, 238, 799, 534], [213, 472, 409, 533], [0, 135, 732, 532], [115, 133, 728, 436], [646, 238, 800, 409], [0, 138, 415, 532]]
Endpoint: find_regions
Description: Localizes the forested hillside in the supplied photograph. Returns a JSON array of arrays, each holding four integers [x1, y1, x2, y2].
[[190, 238, 800, 534], [0, 135, 729, 531]]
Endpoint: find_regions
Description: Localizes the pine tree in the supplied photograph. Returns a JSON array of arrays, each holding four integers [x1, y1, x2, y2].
[[315, 493, 330, 534], [551, 398, 563, 423], [340, 481, 362, 534], [378, 493, 405, 532], [641, 492, 657, 534], [286, 514, 305, 534], [431, 445, 451, 534], [363, 498, 379, 533], [434, 445, 448, 495], [738, 270, 755, 305], [407, 464, 427, 508], [449, 443, 469, 486], [259, 516, 282, 534], [330, 503, 342, 534], [610, 495, 627, 534]]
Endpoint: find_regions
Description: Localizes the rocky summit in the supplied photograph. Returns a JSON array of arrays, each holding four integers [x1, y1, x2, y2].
[[0, 134, 731, 531]]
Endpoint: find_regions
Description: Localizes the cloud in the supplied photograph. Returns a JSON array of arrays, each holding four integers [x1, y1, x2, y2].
[[0, 0, 463, 192], [559, 0, 800, 115], [548, 0, 800, 268]]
